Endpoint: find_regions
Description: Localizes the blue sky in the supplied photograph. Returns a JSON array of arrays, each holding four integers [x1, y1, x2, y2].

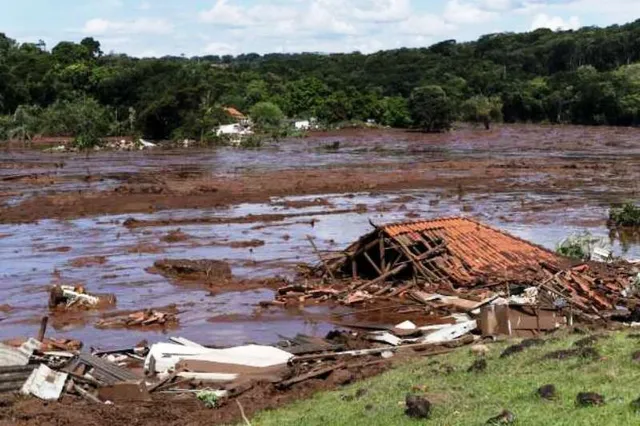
[[1, 0, 638, 57]]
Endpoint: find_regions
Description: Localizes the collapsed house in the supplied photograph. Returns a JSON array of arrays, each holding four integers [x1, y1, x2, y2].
[[288, 217, 640, 335], [323, 217, 560, 289]]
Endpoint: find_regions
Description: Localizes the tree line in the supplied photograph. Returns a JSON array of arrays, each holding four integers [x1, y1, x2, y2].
[[3, 19, 640, 143]]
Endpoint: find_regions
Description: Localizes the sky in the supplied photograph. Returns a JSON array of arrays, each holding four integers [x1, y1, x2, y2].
[[1, 0, 639, 57]]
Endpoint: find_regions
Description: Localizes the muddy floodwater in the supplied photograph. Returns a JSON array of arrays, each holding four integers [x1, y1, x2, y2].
[[1, 124, 639, 349]]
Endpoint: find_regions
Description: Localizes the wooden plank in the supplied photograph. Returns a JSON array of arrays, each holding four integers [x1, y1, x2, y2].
[[277, 363, 346, 388], [306, 235, 335, 280], [356, 263, 409, 291]]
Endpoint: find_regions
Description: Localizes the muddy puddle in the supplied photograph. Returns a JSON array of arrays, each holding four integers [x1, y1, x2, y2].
[[1, 125, 639, 349]]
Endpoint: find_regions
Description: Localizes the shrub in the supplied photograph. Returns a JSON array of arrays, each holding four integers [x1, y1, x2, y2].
[[609, 203, 640, 227]]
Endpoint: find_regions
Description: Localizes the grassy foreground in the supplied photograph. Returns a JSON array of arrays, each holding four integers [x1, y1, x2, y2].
[[247, 331, 640, 425]]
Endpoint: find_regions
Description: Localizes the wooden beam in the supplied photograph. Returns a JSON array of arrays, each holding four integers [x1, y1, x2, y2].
[[363, 252, 383, 276], [379, 238, 386, 272], [355, 262, 408, 291], [351, 259, 357, 280], [306, 235, 335, 280]]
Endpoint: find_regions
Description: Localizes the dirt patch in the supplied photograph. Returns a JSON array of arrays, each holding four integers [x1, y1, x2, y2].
[[500, 339, 546, 358], [39, 246, 72, 253], [574, 335, 601, 347], [213, 239, 266, 249], [467, 358, 487, 373], [127, 243, 165, 254], [538, 384, 557, 400], [160, 229, 192, 243], [577, 392, 605, 407], [151, 259, 233, 286], [542, 347, 600, 361], [68, 256, 107, 268]]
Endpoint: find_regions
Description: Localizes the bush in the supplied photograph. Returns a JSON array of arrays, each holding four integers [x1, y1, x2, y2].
[[609, 203, 640, 227], [249, 102, 284, 130], [408, 85, 453, 132]]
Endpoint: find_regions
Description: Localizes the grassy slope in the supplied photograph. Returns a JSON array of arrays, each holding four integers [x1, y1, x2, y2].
[[249, 331, 640, 425]]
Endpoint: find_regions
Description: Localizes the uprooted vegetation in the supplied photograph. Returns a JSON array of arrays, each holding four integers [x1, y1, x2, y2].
[[555, 231, 608, 260], [609, 202, 640, 228]]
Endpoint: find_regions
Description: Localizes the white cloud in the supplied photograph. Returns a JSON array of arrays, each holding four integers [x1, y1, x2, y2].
[[350, 0, 412, 23], [530, 13, 580, 31], [400, 14, 456, 36], [443, 0, 498, 24], [479, 0, 514, 11], [138, 1, 151, 10], [82, 18, 174, 35], [199, 0, 355, 35], [199, 0, 251, 26], [202, 41, 237, 55]]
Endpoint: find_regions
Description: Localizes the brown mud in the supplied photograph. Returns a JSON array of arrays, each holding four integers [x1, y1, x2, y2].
[[0, 357, 389, 426], [1, 124, 640, 350]]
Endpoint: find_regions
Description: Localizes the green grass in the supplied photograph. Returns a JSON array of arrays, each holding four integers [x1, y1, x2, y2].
[[247, 331, 640, 425]]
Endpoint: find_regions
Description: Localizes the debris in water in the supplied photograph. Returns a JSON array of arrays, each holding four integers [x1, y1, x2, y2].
[[95, 308, 178, 330], [49, 285, 115, 310]]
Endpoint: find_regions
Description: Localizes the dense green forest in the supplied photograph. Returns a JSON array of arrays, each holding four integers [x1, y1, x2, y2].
[[3, 19, 640, 142]]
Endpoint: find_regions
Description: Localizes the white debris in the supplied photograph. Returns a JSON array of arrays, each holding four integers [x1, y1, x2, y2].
[[144, 343, 293, 375], [368, 332, 403, 346], [139, 139, 157, 148], [21, 365, 68, 401], [422, 320, 477, 344], [395, 320, 417, 330]]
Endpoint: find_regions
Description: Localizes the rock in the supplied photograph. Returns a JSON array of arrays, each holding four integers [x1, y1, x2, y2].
[[576, 392, 605, 407], [537, 384, 557, 400], [471, 344, 490, 357], [405, 394, 431, 419], [486, 410, 516, 424]]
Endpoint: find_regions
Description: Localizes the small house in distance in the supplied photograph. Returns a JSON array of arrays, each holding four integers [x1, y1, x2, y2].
[[223, 107, 247, 123]]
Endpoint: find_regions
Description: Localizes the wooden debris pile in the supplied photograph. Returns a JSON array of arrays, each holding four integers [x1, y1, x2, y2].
[[95, 308, 179, 329]]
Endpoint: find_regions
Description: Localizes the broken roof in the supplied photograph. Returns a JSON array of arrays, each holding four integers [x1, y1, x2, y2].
[[381, 217, 558, 276], [223, 107, 246, 120], [326, 217, 560, 287]]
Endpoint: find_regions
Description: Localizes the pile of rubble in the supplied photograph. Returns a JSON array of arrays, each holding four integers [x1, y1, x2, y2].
[[282, 217, 640, 331], [0, 319, 471, 410], [95, 309, 178, 330]]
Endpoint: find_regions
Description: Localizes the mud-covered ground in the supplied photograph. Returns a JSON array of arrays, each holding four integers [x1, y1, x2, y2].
[[0, 124, 639, 350]]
